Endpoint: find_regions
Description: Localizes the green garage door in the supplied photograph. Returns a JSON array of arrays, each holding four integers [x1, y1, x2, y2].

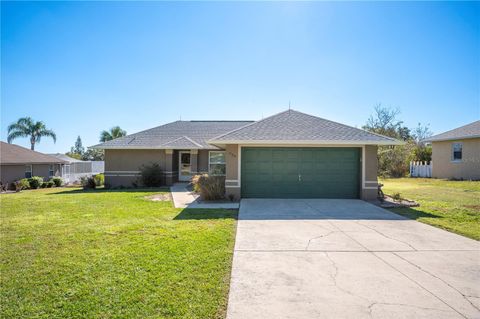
[[241, 147, 360, 198]]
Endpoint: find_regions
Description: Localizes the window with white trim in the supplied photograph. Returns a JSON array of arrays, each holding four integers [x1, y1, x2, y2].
[[25, 165, 32, 178], [49, 165, 54, 177], [452, 143, 462, 161], [209, 151, 226, 175]]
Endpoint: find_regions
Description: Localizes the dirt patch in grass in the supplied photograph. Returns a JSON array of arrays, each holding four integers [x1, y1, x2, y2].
[[464, 205, 480, 212], [144, 192, 172, 202]]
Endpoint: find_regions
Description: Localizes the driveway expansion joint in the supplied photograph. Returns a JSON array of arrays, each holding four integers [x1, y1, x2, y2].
[[374, 252, 469, 319], [392, 252, 480, 312]]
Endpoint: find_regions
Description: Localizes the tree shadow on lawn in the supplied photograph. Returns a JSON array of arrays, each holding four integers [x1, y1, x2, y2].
[[389, 207, 442, 220], [46, 187, 170, 195], [174, 208, 238, 220]]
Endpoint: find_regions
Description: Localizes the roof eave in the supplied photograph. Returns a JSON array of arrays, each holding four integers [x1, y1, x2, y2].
[[90, 145, 217, 150], [208, 139, 404, 146], [423, 135, 480, 143], [1, 161, 67, 165]]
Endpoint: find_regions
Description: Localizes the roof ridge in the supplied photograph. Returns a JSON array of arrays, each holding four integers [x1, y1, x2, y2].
[[160, 136, 203, 148], [189, 120, 253, 123], [209, 109, 292, 141], [209, 109, 398, 142], [289, 110, 398, 142], [182, 136, 203, 147]]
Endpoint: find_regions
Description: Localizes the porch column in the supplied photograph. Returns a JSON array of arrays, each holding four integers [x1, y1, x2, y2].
[[165, 149, 174, 186], [225, 144, 240, 200], [190, 149, 198, 176]]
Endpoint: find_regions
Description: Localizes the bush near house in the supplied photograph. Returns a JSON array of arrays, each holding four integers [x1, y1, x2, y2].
[[18, 178, 30, 190], [192, 174, 225, 200], [139, 163, 163, 187], [50, 177, 63, 187], [93, 173, 104, 186], [80, 176, 96, 190], [28, 176, 43, 189]]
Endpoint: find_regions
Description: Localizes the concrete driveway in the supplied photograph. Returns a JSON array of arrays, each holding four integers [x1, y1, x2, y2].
[[227, 199, 480, 319]]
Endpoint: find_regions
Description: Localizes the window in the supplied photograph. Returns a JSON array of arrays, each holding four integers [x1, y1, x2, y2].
[[25, 165, 32, 178], [452, 143, 462, 161], [49, 165, 54, 177], [209, 151, 226, 175]]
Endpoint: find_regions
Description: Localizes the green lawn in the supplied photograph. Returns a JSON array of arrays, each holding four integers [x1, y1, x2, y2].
[[0, 188, 237, 319], [381, 178, 480, 240]]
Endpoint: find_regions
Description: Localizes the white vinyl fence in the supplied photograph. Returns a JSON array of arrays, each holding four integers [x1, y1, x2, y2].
[[410, 161, 432, 178], [61, 161, 104, 184]]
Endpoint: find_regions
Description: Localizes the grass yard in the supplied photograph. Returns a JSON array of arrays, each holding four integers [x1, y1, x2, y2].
[[0, 188, 237, 319], [381, 178, 480, 240]]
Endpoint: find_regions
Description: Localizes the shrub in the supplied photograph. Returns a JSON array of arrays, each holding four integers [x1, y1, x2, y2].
[[94, 174, 104, 186], [191, 175, 202, 193], [11, 181, 24, 192], [28, 176, 44, 189], [392, 192, 402, 202], [47, 181, 55, 188], [50, 177, 63, 187], [139, 163, 163, 187], [18, 178, 30, 190], [80, 176, 96, 190], [192, 174, 225, 200], [40, 182, 47, 188]]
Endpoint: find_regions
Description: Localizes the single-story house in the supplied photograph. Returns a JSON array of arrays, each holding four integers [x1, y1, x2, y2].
[[423, 120, 480, 180], [92, 110, 401, 200], [0, 141, 66, 185]]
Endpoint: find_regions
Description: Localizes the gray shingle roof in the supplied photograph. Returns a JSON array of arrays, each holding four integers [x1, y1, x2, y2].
[[210, 110, 400, 145], [423, 120, 480, 142], [48, 153, 86, 163], [92, 121, 254, 149], [0, 142, 67, 165]]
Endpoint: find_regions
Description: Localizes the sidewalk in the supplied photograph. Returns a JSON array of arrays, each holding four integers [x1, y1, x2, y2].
[[170, 183, 239, 209]]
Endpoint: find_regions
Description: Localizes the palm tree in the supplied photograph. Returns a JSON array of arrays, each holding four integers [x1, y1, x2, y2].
[[100, 126, 127, 142], [7, 117, 56, 150]]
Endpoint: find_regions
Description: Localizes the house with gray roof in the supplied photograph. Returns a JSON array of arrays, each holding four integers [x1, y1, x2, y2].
[[92, 109, 401, 200], [423, 120, 480, 180], [0, 141, 66, 186]]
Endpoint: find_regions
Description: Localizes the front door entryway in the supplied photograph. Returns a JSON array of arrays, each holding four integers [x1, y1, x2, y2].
[[179, 151, 191, 181]]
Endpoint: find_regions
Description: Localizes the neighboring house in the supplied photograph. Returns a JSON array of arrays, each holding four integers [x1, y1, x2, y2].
[[0, 141, 66, 185], [92, 110, 401, 200], [49, 154, 105, 184], [423, 120, 480, 180]]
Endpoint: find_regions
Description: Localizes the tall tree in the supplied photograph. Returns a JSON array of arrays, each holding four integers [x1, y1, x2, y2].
[[412, 123, 433, 145], [7, 117, 56, 150], [70, 136, 85, 155], [100, 126, 127, 142], [363, 104, 411, 140]]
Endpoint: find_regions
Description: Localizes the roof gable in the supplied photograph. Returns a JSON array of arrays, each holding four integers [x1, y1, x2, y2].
[[424, 120, 480, 142], [209, 110, 400, 145], [0, 142, 67, 165]]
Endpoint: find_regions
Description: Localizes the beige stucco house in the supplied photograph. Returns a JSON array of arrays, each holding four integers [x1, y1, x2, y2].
[[424, 120, 480, 180], [92, 110, 401, 200], [0, 141, 66, 186]]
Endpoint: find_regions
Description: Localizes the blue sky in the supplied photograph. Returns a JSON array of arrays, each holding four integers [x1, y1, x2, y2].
[[2, 1, 479, 153]]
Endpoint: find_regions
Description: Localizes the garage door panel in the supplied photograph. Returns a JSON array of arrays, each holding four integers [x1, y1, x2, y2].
[[241, 147, 360, 198]]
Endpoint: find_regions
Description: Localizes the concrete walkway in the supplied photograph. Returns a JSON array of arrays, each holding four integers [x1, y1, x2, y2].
[[227, 199, 480, 319], [170, 183, 239, 209]]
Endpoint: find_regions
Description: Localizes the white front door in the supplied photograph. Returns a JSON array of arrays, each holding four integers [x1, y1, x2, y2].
[[179, 151, 191, 181]]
